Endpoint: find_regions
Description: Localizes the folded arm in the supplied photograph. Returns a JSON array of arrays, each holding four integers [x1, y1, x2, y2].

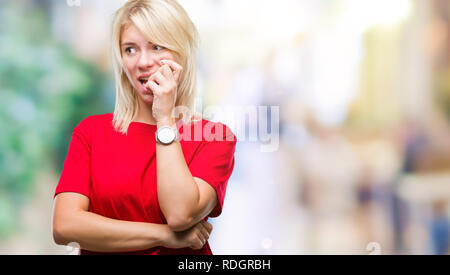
[[52, 192, 212, 252]]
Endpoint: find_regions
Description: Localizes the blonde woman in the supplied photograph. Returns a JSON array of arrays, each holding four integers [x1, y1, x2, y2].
[[52, 0, 236, 255]]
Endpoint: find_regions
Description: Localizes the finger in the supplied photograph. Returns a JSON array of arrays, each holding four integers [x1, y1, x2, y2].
[[201, 220, 213, 234], [146, 80, 159, 94], [198, 235, 206, 248], [197, 223, 210, 241], [199, 221, 212, 237], [198, 233, 206, 245], [150, 71, 165, 86], [161, 59, 182, 71], [194, 223, 208, 244], [161, 60, 183, 80], [192, 237, 203, 250], [191, 232, 205, 250], [160, 64, 174, 80]]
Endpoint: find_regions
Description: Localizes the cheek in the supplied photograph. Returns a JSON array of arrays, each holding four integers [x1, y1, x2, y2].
[[122, 57, 137, 74], [160, 51, 178, 62]]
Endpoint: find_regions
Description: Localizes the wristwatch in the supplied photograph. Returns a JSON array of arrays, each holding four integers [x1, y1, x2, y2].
[[155, 125, 178, 145]]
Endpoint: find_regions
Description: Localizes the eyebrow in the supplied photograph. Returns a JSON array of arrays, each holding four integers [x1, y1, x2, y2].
[[121, 42, 137, 47], [121, 41, 158, 47]]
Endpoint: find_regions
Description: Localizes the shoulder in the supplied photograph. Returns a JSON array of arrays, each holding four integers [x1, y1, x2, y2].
[[74, 113, 113, 137]]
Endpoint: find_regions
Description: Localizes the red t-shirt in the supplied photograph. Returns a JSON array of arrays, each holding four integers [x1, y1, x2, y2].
[[54, 113, 236, 255]]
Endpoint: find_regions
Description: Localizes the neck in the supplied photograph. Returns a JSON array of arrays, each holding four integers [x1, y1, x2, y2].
[[134, 97, 157, 125]]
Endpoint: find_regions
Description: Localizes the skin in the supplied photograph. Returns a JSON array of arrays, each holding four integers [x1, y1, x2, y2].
[[120, 23, 179, 125], [52, 23, 218, 252], [120, 23, 219, 232], [53, 193, 212, 252]]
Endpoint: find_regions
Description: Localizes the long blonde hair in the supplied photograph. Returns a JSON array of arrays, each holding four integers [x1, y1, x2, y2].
[[111, 0, 200, 134]]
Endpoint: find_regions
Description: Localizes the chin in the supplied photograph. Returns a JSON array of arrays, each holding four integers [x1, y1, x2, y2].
[[138, 92, 154, 105]]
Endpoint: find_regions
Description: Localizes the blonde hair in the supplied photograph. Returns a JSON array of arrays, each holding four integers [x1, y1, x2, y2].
[[111, 0, 200, 134]]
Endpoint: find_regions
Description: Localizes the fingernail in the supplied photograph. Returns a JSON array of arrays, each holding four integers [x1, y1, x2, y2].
[[161, 59, 168, 64]]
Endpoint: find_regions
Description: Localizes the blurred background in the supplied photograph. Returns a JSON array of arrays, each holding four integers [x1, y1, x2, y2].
[[0, 0, 449, 255]]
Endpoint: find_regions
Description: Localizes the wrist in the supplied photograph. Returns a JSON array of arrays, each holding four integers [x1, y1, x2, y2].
[[158, 225, 175, 248], [156, 117, 176, 128]]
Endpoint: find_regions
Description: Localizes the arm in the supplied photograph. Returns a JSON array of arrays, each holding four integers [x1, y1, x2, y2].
[[149, 61, 219, 232], [53, 192, 169, 252], [156, 119, 218, 232], [52, 192, 212, 252]]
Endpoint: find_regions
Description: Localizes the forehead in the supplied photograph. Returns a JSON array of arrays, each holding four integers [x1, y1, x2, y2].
[[121, 23, 149, 43]]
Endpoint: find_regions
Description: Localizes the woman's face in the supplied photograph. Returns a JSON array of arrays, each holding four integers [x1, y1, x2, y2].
[[121, 23, 177, 104]]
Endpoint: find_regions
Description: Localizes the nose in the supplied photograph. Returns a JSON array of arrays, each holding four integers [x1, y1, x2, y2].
[[137, 50, 158, 70]]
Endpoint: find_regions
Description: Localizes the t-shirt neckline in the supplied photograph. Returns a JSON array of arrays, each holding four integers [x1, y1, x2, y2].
[[130, 121, 158, 128]]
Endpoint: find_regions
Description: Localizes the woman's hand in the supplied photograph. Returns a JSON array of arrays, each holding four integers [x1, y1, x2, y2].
[[145, 60, 183, 125], [163, 220, 213, 250]]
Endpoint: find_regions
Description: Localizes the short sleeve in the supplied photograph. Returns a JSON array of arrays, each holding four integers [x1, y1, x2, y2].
[[54, 119, 93, 199], [189, 122, 237, 218]]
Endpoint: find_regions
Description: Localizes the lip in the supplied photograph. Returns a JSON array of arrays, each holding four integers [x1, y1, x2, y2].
[[137, 72, 156, 80], [137, 79, 153, 95], [136, 71, 158, 95]]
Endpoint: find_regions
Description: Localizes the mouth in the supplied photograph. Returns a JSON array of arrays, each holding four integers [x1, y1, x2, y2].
[[138, 78, 148, 85], [137, 77, 153, 96]]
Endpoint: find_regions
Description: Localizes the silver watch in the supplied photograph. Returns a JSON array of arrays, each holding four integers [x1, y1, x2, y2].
[[155, 126, 178, 145]]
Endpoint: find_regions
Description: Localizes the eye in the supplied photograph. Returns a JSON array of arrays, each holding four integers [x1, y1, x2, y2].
[[153, 45, 165, 51], [125, 47, 137, 54]]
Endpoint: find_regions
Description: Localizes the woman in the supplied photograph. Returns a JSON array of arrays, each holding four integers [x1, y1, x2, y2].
[[52, 0, 236, 255]]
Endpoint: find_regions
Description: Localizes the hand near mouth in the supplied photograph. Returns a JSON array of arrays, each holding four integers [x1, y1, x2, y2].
[[145, 60, 183, 125]]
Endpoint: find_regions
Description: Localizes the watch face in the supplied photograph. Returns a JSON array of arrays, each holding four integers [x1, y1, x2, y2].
[[158, 127, 176, 144]]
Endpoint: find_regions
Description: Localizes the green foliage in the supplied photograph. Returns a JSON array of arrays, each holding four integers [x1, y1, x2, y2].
[[0, 2, 112, 237]]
